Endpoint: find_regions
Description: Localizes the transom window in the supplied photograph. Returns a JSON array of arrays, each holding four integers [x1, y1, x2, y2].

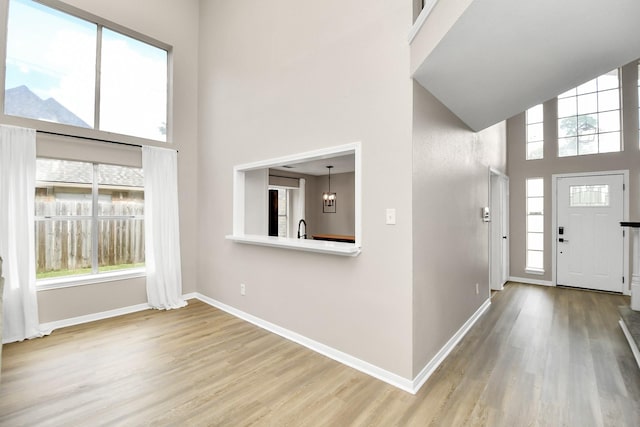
[[526, 178, 544, 272], [557, 69, 621, 157], [526, 104, 544, 160], [4, 0, 169, 142], [35, 158, 145, 280]]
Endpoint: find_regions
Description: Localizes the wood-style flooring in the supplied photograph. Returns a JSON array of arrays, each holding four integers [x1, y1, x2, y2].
[[1, 282, 639, 426]]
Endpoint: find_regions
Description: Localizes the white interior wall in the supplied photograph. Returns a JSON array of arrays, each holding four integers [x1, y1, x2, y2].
[[197, 0, 415, 378], [412, 82, 507, 376]]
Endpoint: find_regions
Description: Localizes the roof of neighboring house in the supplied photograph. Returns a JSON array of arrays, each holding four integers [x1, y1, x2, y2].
[[36, 158, 144, 187], [5, 85, 90, 128]]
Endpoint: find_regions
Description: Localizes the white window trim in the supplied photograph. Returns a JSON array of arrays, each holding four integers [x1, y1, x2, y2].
[[35, 159, 145, 285], [526, 177, 544, 273], [227, 142, 362, 257], [556, 69, 621, 157], [525, 268, 545, 275], [0, 0, 174, 146], [37, 267, 146, 290], [525, 104, 544, 160]]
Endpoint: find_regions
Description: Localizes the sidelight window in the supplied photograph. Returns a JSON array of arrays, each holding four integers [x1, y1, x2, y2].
[[526, 178, 544, 273]]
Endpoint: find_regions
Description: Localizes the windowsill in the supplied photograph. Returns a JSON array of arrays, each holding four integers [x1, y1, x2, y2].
[[226, 234, 361, 257], [525, 268, 545, 276], [36, 268, 146, 291]]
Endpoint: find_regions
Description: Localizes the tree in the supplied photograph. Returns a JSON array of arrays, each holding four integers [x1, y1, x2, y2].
[[559, 115, 597, 137]]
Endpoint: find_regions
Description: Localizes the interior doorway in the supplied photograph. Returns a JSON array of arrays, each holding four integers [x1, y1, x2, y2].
[[489, 169, 509, 291]]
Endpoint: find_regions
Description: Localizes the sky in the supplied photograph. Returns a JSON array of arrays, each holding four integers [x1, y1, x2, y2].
[[5, 0, 168, 141]]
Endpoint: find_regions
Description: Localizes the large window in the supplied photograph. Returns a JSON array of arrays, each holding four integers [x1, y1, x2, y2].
[[526, 178, 544, 273], [557, 69, 621, 157], [4, 0, 169, 141], [526, 104, 544, 160], [35, 158, 145, 280]]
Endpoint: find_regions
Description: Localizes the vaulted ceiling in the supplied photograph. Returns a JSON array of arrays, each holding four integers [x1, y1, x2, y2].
[[412, 0, 640, 131]]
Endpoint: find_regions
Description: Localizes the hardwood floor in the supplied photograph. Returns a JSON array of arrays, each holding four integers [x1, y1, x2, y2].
[[1, 283, 639, 426]]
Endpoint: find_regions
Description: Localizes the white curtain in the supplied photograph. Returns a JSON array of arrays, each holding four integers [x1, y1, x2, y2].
[[0, 125, 45, 343], [142, 146, 187, 310]]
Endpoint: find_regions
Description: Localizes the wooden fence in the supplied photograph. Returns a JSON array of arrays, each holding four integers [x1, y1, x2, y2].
[[35, 195, 145, 274]]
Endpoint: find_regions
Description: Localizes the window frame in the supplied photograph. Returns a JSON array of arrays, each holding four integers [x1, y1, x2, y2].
[[525, 104, 544, 160], [0, 0, 173, 145], [35, 157, 146, 290], [526, 177, 544, 274], [557, 68, 622, 157]]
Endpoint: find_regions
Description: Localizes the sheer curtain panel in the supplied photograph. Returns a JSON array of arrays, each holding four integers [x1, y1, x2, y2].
[[142, 146, 187, 310], [0, 125, 46, 343]]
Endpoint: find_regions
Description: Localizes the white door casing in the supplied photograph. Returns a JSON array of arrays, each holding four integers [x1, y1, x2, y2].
[[555, 173, 625, 293], [490, 171, 509, 291]]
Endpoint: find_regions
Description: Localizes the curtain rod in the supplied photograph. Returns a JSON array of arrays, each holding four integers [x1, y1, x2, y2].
[[37, 130, 142, 149], [36, 130, 178, 152]]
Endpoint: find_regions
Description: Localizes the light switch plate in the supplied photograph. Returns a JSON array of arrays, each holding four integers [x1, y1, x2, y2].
[[386, 208, 396, 225]]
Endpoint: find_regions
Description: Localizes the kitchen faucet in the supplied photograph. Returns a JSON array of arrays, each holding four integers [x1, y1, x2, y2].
[[297, 219, 307, 239]]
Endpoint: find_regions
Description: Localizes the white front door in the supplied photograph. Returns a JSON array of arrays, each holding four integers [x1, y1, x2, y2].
[[556, 174, 624, 292], [490, 172, 509, 291]]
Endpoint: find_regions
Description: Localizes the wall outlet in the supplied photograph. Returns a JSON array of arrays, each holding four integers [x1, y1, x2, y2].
[[475, 283, 479, 295], [240, 283, 246, 296]]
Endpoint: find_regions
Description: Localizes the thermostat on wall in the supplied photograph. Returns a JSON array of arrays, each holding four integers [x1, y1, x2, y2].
[[482, 207, 490, 222]]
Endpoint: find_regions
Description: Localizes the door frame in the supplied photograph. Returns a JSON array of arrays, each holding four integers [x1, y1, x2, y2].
[[489, 168, 509, 291], [551, 170, 630, 294]]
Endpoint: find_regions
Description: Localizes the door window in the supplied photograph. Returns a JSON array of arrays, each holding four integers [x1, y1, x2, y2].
[[569, 185, 610, 207]]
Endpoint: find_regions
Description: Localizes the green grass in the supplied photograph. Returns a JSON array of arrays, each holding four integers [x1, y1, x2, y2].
[[37, 262, 145, 280]]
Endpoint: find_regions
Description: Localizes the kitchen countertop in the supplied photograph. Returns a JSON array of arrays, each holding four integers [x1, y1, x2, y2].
[[312, 234, 356, 243]]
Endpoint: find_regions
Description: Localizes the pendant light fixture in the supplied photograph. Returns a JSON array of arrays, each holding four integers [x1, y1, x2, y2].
[[322, 165, 336, 213]]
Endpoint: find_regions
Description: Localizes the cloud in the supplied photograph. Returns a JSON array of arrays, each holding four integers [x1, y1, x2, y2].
[[6, 0, 167, 140]]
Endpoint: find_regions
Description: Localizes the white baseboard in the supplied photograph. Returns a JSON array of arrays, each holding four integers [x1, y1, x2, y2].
[[40, 302, 151, 332], [183, 292, 198, 301], [194, 293, 492, 394], [412, 298, 491, 392], [619, 319, 640, 370], [509, 276, 553, 287], [193, 293, 415, 393], [35, 291, 492, 395]]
